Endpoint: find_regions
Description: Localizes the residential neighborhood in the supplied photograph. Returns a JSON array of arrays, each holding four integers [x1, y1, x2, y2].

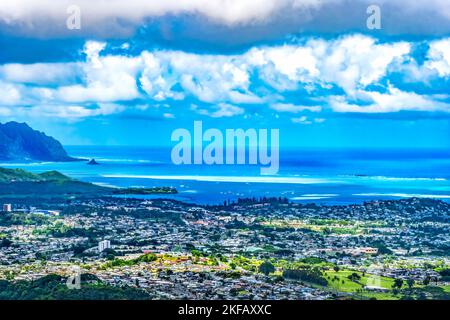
[[0, 196, 448, 300]]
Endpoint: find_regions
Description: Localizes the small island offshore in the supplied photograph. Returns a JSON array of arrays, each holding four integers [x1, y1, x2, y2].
[[87, 159, 100, 165]]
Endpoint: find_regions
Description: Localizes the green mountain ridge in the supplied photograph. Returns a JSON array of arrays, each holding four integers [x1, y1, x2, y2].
[[0, 167, 72, 183], [0, 167, 176, 197], [0, 121, 79, 162]]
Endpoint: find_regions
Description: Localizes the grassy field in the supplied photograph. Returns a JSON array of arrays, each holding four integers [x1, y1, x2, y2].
[[324, 269, 400, 300]]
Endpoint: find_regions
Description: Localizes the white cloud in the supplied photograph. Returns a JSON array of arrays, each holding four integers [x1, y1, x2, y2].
[[402, 38, 450, 82], [270, 103, 321, 113], [424, 38, 450, 77], [291, 116, 311, 124], [291, 116, 326, 124], [157, 51, 258, 104], [163, 113, 175, 119], [0, 81, 22, 105], [248, 35, 411, 95], [0, 103, 124, 122], [32, 103, 124, 118], [1, 0, 450, 38], [0, 62, 80, 85], [329, 86, 450, 113], [140, 50, 254, 103], [322, 37, 410, 94], [52, 42, 142, 103], [83, 41, 107, 68], [0, 0, 322, 29], [0, 36, 418, 108], [0, 36, 448, 119], [256, 45, 320, 81], [0, 107, 12, 116], [191, 103, 244, 118]]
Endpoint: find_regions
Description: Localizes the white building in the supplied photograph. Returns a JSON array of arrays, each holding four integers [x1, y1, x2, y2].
[[98, 240, 111, 252], [2, 204, 12, 212], [31, 209, 60, 216]]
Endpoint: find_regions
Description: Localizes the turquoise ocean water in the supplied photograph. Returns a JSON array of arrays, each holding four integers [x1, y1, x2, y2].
[[1, 146, 449, 205]]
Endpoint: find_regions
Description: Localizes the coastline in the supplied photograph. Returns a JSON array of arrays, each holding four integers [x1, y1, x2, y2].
[[0, 144, 448, 206]]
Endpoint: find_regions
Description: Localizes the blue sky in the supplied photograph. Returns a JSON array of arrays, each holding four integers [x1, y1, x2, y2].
[[0, 0, 449, 149]]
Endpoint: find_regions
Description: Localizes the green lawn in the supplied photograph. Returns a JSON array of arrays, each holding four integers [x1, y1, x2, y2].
[[324, 269, 399, 300]]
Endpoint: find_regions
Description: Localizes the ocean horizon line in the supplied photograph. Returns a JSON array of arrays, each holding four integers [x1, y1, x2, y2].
[[101, 174, 342, 184]]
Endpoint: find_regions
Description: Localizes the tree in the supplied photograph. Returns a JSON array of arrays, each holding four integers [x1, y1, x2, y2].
[[348, 272, 361, 282], [333, 265, 340, 272], [191, 249, 203, 257], [392, 278, 403, 289], [423, 276, 431, 286], [283, 269, 328, 286], [259, 261, 275, 276], [0, 238, 12, 248], [406, 278, 415, 289]]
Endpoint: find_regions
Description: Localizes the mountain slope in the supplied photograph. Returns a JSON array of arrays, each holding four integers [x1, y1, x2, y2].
[[0, 167, 177, 197], [0, 168, 73, 183], [0, 167, 107, 196], [0, 122, 77, 162]]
